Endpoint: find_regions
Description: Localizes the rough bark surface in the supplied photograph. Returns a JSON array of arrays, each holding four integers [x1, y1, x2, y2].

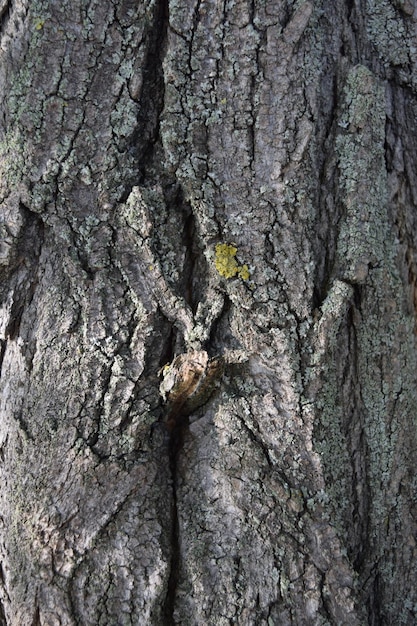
[[0, 0, 417, 624]]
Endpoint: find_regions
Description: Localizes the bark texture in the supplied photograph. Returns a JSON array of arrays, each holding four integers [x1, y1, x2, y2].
[[0, 0, 417, 624]]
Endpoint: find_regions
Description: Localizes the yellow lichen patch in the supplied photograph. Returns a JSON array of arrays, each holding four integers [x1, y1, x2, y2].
[[238, 264, 250, 281], [214, 243, 250, 280], [215, 243, 239, 278]]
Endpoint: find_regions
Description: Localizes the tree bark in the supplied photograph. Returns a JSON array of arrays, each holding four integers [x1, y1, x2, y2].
[[0, 0, 417, 624]]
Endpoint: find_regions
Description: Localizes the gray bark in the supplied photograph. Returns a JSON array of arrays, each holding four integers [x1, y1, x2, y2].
[[0, 0, 416, 624]]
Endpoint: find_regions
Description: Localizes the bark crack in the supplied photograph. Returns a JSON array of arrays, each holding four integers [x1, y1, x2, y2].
[[0, 0, 11, 33], [164, 429, 182, 625], [4, 204, 44, 343]]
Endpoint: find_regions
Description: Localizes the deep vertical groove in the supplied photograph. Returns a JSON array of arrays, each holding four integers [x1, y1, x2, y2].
[[0, 0, 12, 35], [130, 0, 190, 618], [164, 427, 185, 625], [4, 206, 44, 341], [133, 0, 169, 183], [0, 604, 5, 626]]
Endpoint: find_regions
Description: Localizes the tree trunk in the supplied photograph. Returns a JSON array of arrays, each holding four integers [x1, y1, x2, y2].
[[1, 0, 417, 624]]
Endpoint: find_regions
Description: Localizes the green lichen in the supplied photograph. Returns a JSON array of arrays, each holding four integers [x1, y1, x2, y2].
[[34, 18, 45, 31], [214, 243, 250, 280]]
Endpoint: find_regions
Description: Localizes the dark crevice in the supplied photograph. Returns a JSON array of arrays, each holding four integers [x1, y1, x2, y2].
[[351, 282, 362, 310], [0, 435, 7, 462], [248, 73, 256, 169], [5, 302, 24, 340], [163, 424, 184, 625], [311, 284, 323, 313], [344, 305, 370, 573], [157, 181, 205, 314], [14, 409, 34, 441], [345, 0, 355, 19], [117, 0, 169, 205], [156, 316, 184, 624], [318, 572, 333, 623], [310, 42, 340, 311], [207, 295, 230, 355], [161, 356, 227, 619], [5, 204, 44, 340], [130, 0, 169, 183], [0, 0, 12, 34], [178, 202, 211, 316], [161, 354, 223, 623], [367, 572, 382, 626], [30, 604, 41, 626], [159, 324, 177, 370], [0, 603, 5, 626], [280, 4, 293, 31]]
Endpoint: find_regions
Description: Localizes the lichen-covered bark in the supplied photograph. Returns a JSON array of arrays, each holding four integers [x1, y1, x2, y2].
[[0, 1, 175, 624], [0, 0, 417, 624]]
